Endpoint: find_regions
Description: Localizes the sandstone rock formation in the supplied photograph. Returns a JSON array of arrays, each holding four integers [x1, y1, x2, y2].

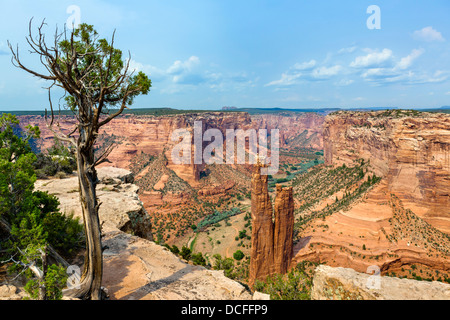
[[249, 162, 294, 288], [311, 265, 450, 300], [293, 110, 450, 282], [35, 167, 153, 240], [323, 110, 450, 233], [273, 185, 295, 275]]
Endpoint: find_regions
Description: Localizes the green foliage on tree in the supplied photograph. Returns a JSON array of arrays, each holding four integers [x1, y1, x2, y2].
[[24, 264, 68, 300], [191, 252, 206, 266], [0, 114, 83, 299], [233, 250, 245, 261], [180, 246, 192, 260]]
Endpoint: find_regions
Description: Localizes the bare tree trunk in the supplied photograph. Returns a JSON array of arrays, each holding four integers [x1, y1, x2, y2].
[[64, 125, 103, 300]]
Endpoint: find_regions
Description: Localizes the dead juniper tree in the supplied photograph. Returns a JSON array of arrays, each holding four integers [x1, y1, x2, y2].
[[8, 20, 151, 300]]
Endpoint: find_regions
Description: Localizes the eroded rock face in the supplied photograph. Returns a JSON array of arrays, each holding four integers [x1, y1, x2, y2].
[[323, 111, 450, 234], [311, 265, 450, 300], [273, 185, 295, 275], [35, 167, 153, 240], [249, 163, 294, 287]]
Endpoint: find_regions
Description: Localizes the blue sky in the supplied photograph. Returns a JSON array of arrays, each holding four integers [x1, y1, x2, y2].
[[1, 0, 450, 111]]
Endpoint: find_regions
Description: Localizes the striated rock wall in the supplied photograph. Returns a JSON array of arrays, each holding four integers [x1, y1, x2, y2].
[[323, 111, 450, 233], [252, 113, 324, 149], [249, 163, 294, 287], [18, 112, 324, 183], [273, 185, 295, 275], [311, 265, 450, 300]]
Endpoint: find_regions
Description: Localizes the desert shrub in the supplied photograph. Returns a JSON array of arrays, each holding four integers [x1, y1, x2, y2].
[[233, 250, 245, 261]]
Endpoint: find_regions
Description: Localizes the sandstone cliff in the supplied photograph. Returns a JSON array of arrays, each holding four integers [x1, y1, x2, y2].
[[249, 163, 294, 287], [323, 110, 450, 233], [251, 113, 324, 150], [293, 110, 450, 283]]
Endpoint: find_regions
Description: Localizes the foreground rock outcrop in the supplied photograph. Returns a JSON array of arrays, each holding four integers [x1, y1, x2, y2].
[[35, 167, 153, 240], [311, 265, 450, 300], [249, 162, 294, 287], [34, 167, 252, 300]]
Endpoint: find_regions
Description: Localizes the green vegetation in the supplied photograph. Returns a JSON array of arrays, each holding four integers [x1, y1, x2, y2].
[[33, 138, 77, 178], [0, 114, 84, 299], [212, 253, 249, 281], [24, 264, 68, 300], [233, 250, 245, 261], [253, 261, 318, 300], [196, 207, 241, 231], [293, 159, 381, 234]]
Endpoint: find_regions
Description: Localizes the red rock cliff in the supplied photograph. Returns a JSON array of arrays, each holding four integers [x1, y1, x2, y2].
[[323, 110, 450, 233]]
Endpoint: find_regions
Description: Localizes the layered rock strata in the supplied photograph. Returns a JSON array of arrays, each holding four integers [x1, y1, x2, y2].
[[249, 163, 294, 288], [323, 111, 450, 233]]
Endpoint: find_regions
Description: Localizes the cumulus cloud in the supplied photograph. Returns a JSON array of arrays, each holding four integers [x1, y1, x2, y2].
[[335, 79, 354, 86], [266, 58, 343, 86], [350, 49, 393, 69], [413, 26, 445, 42], [395, 48, 424, 70], [167, 56, 200, 75]]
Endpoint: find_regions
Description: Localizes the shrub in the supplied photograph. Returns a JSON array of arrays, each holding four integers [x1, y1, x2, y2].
[[180, 246, 191, 260], [233, 250, 245, 261]]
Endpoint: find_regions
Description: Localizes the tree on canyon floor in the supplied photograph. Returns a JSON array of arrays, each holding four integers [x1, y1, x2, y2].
[[8, 20, 151, 299]]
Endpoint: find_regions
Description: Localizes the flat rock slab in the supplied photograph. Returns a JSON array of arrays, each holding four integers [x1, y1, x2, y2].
[[102, 231, 252, 300]]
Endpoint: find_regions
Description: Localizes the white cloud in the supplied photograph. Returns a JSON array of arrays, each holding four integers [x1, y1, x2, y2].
[[265, 72, 301, 87], [311, 65, 342, 79], [335, 79, 354, 86], [413, 26, 445, 42], [395, 48, 424, 70], [292, 60, 316, 70], [266, 58, 343, 86], [361, 67, 448, 86], [350, 48, 393, 68], [338, 46, 357, 54], [167, 56, 200, 75], [445, 91, 450, 95]]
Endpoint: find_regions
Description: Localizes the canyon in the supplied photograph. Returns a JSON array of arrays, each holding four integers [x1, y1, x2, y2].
[[12, 108, 450, 297]]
